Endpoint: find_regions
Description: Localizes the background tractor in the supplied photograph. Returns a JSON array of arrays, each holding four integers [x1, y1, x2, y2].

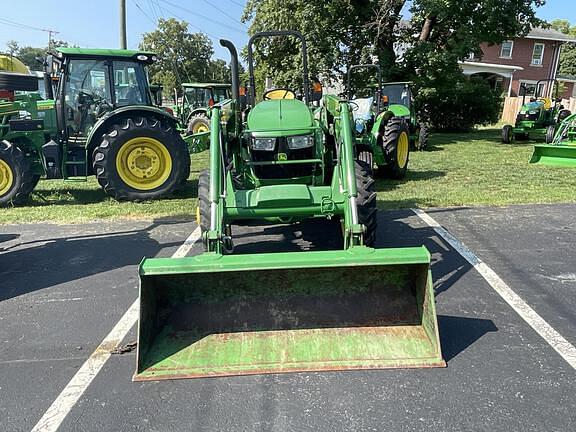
[[502, 79, 571, 144], [0, 48, 189, 205], [346, 65, 426, 180], [530, 112, 576, 167], [134, 32, 443, 381], [174, 82, 231, 135]]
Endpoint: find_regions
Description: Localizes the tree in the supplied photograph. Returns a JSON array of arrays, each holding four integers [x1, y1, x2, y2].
[[243, 0, 545, 129], [550, 19, 576, 77], [3, 40, 72, 71], [140, 18, 215, 91]]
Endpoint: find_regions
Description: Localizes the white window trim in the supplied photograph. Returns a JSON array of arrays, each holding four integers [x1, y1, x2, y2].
[[531, 43, 545, 66], [499, 40, 514, 59]]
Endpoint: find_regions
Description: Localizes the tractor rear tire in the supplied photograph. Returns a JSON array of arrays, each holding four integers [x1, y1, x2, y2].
[[501, 125, 513, 144], [558, 109, 571, 122], [93, 116, 189, 201], [355, 160, 377, 247], [380, 117, 410, 179], [187, 114, 210, 135], [416, 123, 429, 151], [357, 149, 373, 176], [546, 125, 556, 144], [0, 140, 37, 206], [197, 170, 211, 250]]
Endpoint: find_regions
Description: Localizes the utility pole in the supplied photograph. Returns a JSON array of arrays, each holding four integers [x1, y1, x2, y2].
[[120, 0, 127, 49], [47, 30, 60, 50]]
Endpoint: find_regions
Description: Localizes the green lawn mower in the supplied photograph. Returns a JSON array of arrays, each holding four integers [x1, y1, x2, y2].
[[502, 79, 571, 144], [0, 48, 189, 205], [134, 31, 444, 381], [530, 112, 576, 167]]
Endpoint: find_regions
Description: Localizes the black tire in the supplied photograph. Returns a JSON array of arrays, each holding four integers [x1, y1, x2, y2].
[[357, 149, 373, 176], [0, 72, 38, 92], [187, 113, 210, 135], [501, 125, 513, 144], [0, 140, 37, 205], [380, 117, 410, 179], [92, 116, 189, 201], [197, 170, 211, 251], [355, 160, 377, 247], [558, 109, 571, 122], [545, 125, 556, 144], [416, 123, 429, 151]]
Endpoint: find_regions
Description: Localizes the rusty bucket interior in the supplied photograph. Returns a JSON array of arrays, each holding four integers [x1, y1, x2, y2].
[[134, 247, 445, 381]]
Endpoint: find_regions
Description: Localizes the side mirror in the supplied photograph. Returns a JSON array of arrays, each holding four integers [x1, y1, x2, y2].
[[150, 84, 162, 106]]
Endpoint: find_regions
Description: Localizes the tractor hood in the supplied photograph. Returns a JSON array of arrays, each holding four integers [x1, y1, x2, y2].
[[247, 99, 314, 136]]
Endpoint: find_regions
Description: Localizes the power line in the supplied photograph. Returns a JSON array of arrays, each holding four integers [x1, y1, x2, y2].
[[157, 0, 246, 35], [201, 0, 248, 29], [0, 17, 58, 34]]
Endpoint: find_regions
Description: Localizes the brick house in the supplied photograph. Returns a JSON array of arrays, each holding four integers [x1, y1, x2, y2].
[[460, 27, 576, 98]]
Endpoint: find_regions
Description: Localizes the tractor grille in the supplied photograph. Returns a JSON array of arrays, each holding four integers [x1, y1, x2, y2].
[[251, 137, 316, 179], [518, 112, 538, 122]]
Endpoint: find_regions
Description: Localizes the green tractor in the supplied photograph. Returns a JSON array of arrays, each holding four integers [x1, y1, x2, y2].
[[530, 112, 576, 167], [0, 48, 189, 205], [174, 82, 231, 135], [134, 32, 443, 381], [502, 79, 571, 144], [346, 65, 428, 179]]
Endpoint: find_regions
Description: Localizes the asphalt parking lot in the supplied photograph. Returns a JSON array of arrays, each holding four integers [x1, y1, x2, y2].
[[1, 205, 575, 432]]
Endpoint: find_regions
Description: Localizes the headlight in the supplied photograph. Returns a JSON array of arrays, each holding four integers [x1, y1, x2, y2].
[[251, 138, 276, 151], [287, 135, 314, 150], [529, 110, 537, 115]]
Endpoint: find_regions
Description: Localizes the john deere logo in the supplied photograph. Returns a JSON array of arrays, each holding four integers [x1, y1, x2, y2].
[[277, 153, 288, 161]]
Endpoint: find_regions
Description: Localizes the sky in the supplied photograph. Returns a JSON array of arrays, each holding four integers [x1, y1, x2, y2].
[[0, 0, 572, 61]]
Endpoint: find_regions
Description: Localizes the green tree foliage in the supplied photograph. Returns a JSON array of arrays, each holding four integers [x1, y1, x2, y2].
[[550, 19, 576, 77], [4, 40, 71, 71], [243, 0, 544, 130], [140, 18, 229, 92]]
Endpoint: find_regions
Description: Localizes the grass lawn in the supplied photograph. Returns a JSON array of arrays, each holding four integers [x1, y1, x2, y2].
[[1, 129, 574, 224]]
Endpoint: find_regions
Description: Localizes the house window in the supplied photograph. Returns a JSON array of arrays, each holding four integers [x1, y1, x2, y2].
[[531, 43, 545, 65], [519, 80, 546, 97], [500, 41, 514, 58]]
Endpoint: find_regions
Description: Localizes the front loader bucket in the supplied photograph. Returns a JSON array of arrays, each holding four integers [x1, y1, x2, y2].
[[134, 246, 445, 381], [530, 144, 576, 167]]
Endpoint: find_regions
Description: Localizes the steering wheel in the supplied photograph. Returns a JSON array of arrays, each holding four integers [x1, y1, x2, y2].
[[263, 88, 296, 100], [348, 101, 360, 111]]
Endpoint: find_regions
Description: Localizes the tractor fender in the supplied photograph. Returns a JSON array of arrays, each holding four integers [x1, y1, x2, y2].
[[186, 108, 209, 123], [86, 105, 179, 152], [371, 110, 395, 138]]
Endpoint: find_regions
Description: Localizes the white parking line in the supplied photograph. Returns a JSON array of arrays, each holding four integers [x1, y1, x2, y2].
[[413, 208, 576, 370], [30, 226, 202, 432]]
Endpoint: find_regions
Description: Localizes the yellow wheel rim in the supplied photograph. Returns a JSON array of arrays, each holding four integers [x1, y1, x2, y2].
[[0, 159, 14, 197], [193, 123, 209, 134], [116, 137, 172, 191], [397, 131, 409, 168]]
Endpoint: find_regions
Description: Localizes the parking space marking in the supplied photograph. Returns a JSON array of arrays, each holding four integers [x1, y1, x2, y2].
[[30, 226, 201, 432], [413, 208, 576, 370]]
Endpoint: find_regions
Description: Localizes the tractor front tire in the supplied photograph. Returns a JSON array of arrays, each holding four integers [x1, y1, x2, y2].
[[355, 160, 377, 247], [501, 125, 513, 144], [357, 149, 374, 176], [0, 140, 37, 206], [93, 116, 189, 201], [187, 114, 210, 135], [416, 123, 429, 151], [545, 125, 556, 144], [380, 117, 410, 179], [197, 170, 211, 250]]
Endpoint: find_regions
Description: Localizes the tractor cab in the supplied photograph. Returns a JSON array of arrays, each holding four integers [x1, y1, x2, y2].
[[53, 48, 156, 142], [381, 82, 413, 118]]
